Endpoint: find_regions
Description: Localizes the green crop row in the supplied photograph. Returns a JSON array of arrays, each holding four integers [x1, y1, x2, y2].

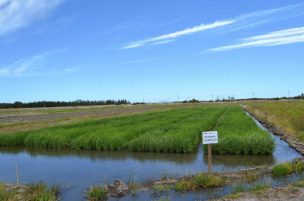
[[205, 106, 274, 155], [0, 104, 274, 154], [0, 106, 224, 153]]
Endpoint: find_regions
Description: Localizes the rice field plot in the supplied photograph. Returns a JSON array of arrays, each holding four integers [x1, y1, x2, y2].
[[0, 105, 226, 153], [245, 100, 304, 142], [0, 104, 198, 134], [208, 106, 275, 155], [0, 104, 275, 154]]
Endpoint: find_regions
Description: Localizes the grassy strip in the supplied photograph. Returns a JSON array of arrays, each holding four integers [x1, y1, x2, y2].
[[208, 106, 274, 155], [245, 100, 304, 142], [0, 182, 58, 201], [272, 159, 304, 177], [175, 173, 225, 191]]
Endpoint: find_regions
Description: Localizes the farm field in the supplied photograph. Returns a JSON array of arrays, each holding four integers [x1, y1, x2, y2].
[[0, 104, 274, 154], [245, 100, 304, 142], [0, 103, 197, 134]]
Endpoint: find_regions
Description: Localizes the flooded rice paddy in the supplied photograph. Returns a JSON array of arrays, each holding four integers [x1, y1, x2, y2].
[[0, 114, 302, 200]]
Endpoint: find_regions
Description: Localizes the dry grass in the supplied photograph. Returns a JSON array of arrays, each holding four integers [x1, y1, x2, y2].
[[245, 100, 304, 142]]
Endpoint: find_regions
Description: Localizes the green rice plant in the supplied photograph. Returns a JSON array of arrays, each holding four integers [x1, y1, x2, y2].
[[86, 186, 108, 201], [272, 163, 293, 177], [208, 106, 274, 155], [0, 104, 274, 155]]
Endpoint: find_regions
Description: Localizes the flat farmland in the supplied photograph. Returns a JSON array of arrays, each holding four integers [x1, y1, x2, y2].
[[245, 100, 304, 142], [0, 104, 274, 154], [0, 104, 197, 134]]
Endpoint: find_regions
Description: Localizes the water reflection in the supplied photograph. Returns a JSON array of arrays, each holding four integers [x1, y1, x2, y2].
[[0, 113, 302, 201], [0, 147, 197, 164], [204, 154, 274, 167]]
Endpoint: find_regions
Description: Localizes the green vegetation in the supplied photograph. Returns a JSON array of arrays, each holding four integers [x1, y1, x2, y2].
[[225, 184, 246, 199], [293, 180, 304, 187], [152, 184, 171, 194], [272, 163, 293, 177], [175, 173, 225, 191], [272, 159, 304, 177], [232, 183, 246, 194], [249, 183, 271, 193], [86, 186, 108, 201], [246, 100, 304, 141], [208, 106, 275, 155], [0, 106, 225, 153], [0, 104, 274, 154], [0, 182, 58, 201], [0, 99, 129, 109]]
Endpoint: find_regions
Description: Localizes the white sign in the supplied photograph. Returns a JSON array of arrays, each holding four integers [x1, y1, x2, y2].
[[202, 131, 218, 144]]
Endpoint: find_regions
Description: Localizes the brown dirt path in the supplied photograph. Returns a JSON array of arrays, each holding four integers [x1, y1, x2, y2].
[[217, 185, 304, 201]]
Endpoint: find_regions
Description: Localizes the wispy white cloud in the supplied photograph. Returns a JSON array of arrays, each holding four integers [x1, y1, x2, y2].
[[209, 27, 304, 52], [0, 49, 78, 77], [122, 3, 304, 50], [151, 39, 175, 46], [0, 0, 64, 37], [0, 52, 49, 77], [122, 20, 234, 49], [226, 3, 304, 32]]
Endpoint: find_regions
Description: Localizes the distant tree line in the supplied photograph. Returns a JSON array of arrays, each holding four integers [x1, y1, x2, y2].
[[294, 93, 304, 99], [0, 99, 130, 109], [178, 93, 304, 103]]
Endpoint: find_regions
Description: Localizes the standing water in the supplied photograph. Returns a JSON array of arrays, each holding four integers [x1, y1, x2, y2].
[[0, 113, 301, 200]]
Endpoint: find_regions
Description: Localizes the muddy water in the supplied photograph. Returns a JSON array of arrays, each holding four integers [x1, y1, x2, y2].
[[0, 114, 301, 200]]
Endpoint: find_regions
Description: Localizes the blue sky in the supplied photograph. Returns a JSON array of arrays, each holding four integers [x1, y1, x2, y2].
[[0, 0, 304, 102]]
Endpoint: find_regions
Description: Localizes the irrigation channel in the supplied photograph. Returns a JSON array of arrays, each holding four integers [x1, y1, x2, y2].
[[0, 112, 302, 200]]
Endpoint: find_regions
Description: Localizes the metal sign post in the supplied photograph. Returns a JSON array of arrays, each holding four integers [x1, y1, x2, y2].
[[202, 131, 218, 173]]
